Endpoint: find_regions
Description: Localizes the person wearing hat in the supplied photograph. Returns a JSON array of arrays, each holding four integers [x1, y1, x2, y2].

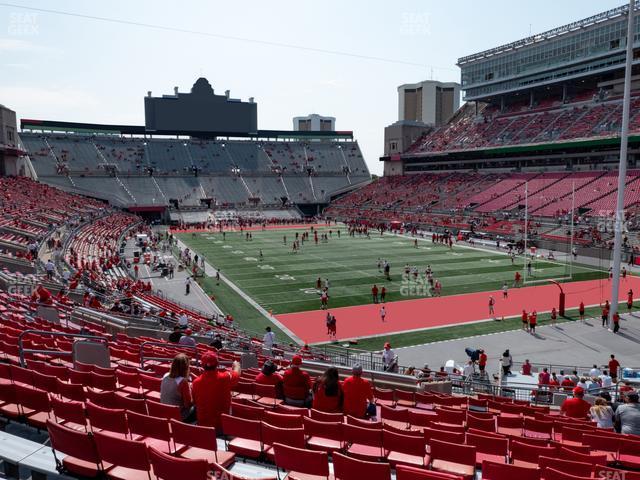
[[614, 390, 640, 435], [178, 328, 196, 347], [342, 363, 374, 418], [282, 355, 312, 407], [560, 386, 591, 419], [192, 352, 241, 429]]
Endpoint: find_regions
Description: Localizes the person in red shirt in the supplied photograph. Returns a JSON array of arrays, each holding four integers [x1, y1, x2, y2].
[[342, 364, 374, 418], [255, 360, 283, 397], [522, 359, 532, 376], [371, 285, 379, 304], [538, 367, 550, 385], [521, 309, 529, 331], [529, 311, 537, 334], [612, 312, 620, 333], [579, 301, 585, 322], [380, 286, 386, 303], [478, 350, 487, 374], [36, 285, 53, 305], [609, 355, 621, 382], [561, 387, 591, 419], [550, 307, 557, 326], [514, 271, 522, 287], [601, 302, 610, 328], [282, 355, 311, 407], [561, 375, 576, 392], [549, 372, 560, 389], [192, 352, 241, 429], [312, 367, 343, 413], [628, 289, 634, 312]]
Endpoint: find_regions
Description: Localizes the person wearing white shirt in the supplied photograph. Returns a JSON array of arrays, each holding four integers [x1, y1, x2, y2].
[[263, 326, 275, 351], [600, 371, 613, 388], [577, 378, 588, 390], [382, 342, 395, 370], [462, 361, 474, 379], [589, 365, 602, 378], [178, 313, 189, 329]]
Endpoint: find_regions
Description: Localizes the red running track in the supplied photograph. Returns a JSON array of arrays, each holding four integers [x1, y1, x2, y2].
[[276, 276, 640, 344]]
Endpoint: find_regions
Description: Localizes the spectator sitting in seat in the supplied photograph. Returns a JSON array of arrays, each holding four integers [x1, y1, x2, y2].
[[561, 387, 591, 419], [342, 363, 374, 419], [312, 366, 343, 413], [168, 326, 182, 343], [590, 397, 614, 429], [178, 328, 196, 347], [255, 360, 284, 398], [192, 352, 241, 429], [282, 355, 311, 407], [614, 390, 640, 435], [160, 353, 194, 422]]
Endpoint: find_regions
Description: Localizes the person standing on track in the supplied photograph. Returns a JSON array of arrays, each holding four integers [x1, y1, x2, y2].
[[380, 305, 386, 322], [488, 296, 495, 318], [502, 282, 508, 299]]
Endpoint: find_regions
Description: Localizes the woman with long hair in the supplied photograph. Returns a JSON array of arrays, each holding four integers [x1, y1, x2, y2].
[[590, 397, 614, 428], [160, 353, 194, 421], [312, 366, 343, 413]]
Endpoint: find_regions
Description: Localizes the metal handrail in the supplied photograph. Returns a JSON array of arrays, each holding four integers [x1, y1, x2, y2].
[[17, 329, 109, 367], [139, 341, 199, 369]]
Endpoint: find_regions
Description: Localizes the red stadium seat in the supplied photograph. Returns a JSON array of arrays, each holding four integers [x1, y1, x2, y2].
[[148, 446, 209, 480], [618, 438, 640, 470], [538, 456, 593, 479], [310, 408, 343, 422], [47, 419, 101, 478], [221, 414, 263, 459], [273, 442, 331, 479], [466, 413, 496, 432], [146, 399, 181, 421], [481, 460, 540, 480], [465, 431, 508, 466], [93, 430, 153, 480], [86, 401, 128, 437], [429, 439, 476, 480], [51, 396, 87, 431], [544, 468, 592, 480], [127, 411, 172, 453], [511, 441, 556, 469], [344, 423, 384, 461], [263, 410, 303, 428], [170, 419, 235, 468], [332, 451, 391, 480], [396, 465, 463, 480], [261, 422, 305, 461], [383, 428, 430, 468], [55, 379, 86, 402], [303, 417, 344, 453]]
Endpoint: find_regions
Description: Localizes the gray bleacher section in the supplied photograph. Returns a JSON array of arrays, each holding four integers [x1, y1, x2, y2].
[[145, 140, 193, 173], [154, 176, 204, 206], [244, 176, 287, 204], [20, 135, 58, 176], [282, 176, 316, 203], [22, 133, 370, 207], [46, 136, 101, 172]]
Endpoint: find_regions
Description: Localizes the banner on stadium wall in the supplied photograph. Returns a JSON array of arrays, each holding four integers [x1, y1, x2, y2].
[[7, 283, 36, 296]]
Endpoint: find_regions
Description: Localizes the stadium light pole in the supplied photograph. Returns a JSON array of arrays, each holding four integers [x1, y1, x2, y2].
[[609, 0, 636, 327]]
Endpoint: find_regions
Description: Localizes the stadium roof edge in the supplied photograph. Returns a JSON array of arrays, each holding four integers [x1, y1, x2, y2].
[[19, 118, 353, 140], [457, 1, 638, 66]]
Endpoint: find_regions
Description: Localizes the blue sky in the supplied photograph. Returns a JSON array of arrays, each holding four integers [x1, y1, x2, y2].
[[0, 0, 625, 175]]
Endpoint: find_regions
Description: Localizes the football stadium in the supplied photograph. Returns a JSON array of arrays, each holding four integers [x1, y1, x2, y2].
[[0, 2, 640, 479]]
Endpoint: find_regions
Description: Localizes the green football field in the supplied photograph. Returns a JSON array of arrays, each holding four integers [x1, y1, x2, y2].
[[177, 226, 606, 318]]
